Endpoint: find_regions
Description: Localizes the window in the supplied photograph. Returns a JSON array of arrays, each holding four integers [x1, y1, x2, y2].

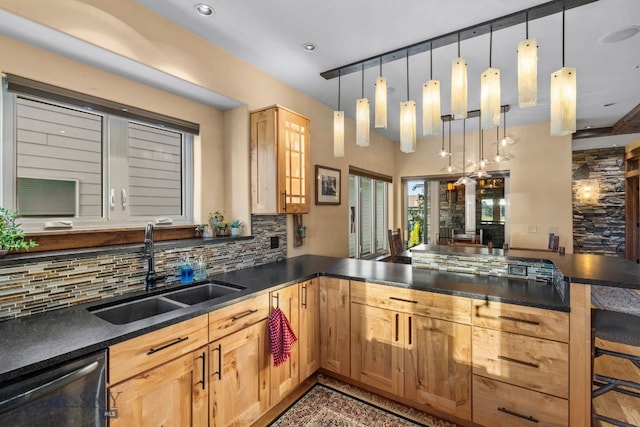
[[348, 168, 390, 259], [405, 179, 428, 247], [2, 81, 194, 231]]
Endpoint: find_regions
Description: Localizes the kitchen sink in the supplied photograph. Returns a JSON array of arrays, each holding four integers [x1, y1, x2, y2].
[[89, 296, 185, 325], [163, 282, 244, 305]]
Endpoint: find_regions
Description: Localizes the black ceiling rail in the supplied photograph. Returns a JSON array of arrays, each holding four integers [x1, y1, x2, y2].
[[320, 0, 598, 80]]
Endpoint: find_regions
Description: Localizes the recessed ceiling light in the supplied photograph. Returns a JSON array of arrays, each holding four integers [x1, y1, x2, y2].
[[603, 102, 616, 107], [301, 43, 317, 52], [195, 3, 214, 16], [598, 25, 640, 44]]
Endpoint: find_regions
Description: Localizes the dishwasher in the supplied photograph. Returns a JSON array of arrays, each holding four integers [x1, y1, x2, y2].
[[0, 350, 107, 426]]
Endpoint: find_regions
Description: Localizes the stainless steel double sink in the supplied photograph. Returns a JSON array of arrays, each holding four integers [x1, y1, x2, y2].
[[88, 282, 243, 325]]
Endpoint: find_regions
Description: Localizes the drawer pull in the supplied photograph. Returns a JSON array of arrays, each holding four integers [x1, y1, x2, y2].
[[498, 315, 540, 326], [146, 336, 189, 355], [389, 297, 418, 304], [498, 406, 539, 423], [197, 352, 206, 390], [232, 309, 258, 322], [498, 355, 539, 369]]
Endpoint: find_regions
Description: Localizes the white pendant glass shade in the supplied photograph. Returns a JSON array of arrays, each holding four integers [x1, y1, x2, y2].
[[399, 100, 417, 153], [356, 98, 370, 147], [550, 67, 576, 136], [333, 111, 345, 157], [374, 76, 387, 129], [422, 80, 442, 136], [480, 68, 501, 129], [518, 38, 538, 108], [451, 57, 468, 119]]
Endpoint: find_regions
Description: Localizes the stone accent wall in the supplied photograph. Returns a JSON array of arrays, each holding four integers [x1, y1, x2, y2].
[[0, 215, 287, 321], [572, 147, 625, 256]]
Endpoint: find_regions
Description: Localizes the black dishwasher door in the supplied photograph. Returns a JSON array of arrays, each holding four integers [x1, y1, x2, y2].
[[0, 350, 107, 427]]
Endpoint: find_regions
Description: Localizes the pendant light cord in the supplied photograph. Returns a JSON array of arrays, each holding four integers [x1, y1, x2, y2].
[[406, 51, 410, 102], [361, 63, 365, 98], [562, 8, 565, 67], [526, 11, 529, 39], [448, 120, 452, 166], [457, 32, 461, 57], [430, 42, 433, 80], [337, 70, 341, 111], [489, 26, 493, 68]]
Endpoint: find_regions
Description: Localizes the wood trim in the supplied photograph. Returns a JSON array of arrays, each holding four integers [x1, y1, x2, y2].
[[349, 166, 392, 183], [569, 283, 591, 426], [24, 225, 198, 252]]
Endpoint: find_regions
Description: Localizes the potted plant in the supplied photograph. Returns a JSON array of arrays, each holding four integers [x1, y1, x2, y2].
[[0, 207, 37, 255], [209, 211, 230, 236], [229, 219, 243, 237], [195, 224, 214, 239]]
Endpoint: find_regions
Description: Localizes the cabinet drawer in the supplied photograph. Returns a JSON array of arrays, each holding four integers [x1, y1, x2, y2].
[[209, 293, 270, 342], [472, 327, 568, 398], [472, 299, 569, 342], [109, 314, 208, 384], [473, 376, 568, 427], [351, 281, 471, 324]]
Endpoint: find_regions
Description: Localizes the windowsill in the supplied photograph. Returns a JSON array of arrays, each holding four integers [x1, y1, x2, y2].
[[0, 234, 254, 266]]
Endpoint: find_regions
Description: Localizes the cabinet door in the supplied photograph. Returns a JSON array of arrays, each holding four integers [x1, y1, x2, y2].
[[405, 315, 472, 420], [277, 108, 310, 214], [320, 277, 350, 377], [210, 320, 269, 427], [250, 108, 278, 214], [269, 284, 300, 406], [350, 302, 404, 396], [109, 348, 208, 427], [299, 279, 320, 380]]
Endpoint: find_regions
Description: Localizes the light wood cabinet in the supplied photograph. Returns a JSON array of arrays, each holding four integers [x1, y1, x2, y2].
[[299, 278, 320, 380], [319, 277, 350, 377], [269, 283, 300, 406], [209, 320, 269, 427], [109, 347, 208, 427], [250, 105, 310, 214], [350, 281, 472, 420]]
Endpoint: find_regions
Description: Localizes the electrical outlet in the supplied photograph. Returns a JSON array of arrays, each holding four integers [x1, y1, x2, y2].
[[270, 236, 279, 249]]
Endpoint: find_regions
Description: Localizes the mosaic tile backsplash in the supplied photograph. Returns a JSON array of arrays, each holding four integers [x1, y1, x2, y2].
[[0, 215, 287, 321], [412, 251, 567, 302]]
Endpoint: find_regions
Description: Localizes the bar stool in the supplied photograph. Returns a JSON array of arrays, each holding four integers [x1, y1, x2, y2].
[[592, 309, 640, 426]]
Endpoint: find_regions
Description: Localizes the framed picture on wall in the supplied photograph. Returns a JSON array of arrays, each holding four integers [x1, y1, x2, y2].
[[315, 165, 341, 205]]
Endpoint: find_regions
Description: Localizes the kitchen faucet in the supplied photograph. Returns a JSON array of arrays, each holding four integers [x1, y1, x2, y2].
[[144, 222, 156, 291]]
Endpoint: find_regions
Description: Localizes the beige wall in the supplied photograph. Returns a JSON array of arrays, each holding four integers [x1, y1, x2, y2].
[[395, 122, 574, 252]]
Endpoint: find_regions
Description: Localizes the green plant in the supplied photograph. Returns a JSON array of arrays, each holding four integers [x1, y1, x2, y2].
[[0, 207, 37, 252], [229, 219, 242, 228], [208, 211, 225, 226]]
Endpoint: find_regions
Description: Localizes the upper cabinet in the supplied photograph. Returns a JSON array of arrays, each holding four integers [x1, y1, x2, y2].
[[250, 106, 310, 214]]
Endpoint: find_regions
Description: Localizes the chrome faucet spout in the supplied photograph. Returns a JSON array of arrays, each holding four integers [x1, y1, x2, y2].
[[144, 222, 156, 291]]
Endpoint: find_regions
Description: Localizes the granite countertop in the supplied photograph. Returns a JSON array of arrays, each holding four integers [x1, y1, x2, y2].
[[1, 251, 629, 384]]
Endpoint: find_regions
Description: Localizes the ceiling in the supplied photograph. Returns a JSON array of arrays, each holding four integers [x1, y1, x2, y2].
[[1, 0, 639, 146]]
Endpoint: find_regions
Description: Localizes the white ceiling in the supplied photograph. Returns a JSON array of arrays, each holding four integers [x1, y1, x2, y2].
[[1, 0, 639, 146]]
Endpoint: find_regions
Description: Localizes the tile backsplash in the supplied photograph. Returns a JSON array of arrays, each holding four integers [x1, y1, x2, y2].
[[0, 215, 286, 321]]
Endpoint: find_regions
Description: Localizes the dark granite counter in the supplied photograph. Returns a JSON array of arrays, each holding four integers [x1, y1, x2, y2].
[[0, 251, 625, 384]]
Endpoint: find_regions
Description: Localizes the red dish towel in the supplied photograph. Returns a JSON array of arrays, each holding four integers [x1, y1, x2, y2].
[[268, 307, 297, 367]]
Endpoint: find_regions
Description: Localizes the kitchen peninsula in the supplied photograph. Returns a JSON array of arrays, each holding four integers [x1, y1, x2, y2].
[[0, 250, 639, 426]]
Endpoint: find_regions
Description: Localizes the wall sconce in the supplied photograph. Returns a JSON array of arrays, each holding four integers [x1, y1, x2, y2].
[[576, 179, 599, 204], [445, 182, 458, 203], [293, 214, 306, 247]]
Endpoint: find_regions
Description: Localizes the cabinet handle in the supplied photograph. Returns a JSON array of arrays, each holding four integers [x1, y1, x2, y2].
[[212, 344, 222, 380], [302, 283, 307, 308], [395, 313, 399, 342], [497, 407, 539, 423], [197, 352, 206, 390], [498, 315, 540, 326], [231, 309, 258, 321], [497, 355, 539, 369], [282, 191, 287, 213], [146, 336, 189, 355], [389, 296, 418, 304], [408, 316, 412, 345]]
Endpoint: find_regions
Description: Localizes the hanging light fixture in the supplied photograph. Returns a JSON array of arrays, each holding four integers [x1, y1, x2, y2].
[[451, 33, 467, 120], [441, 120, 459, 173], [356, 63, 370, 147], [400, 51, 416, 153], [333, 70, 344, 157], [495, 125, 502, 162], [550, 8, 576, 136], [454, 120, 476, 186], [423, 43, 442, 136], [481, 26, 501, 129], [439, 118, 448, 157], [499, 108, 515, 146], [375, 57, 387, 129], [518, 12, 537, 108]]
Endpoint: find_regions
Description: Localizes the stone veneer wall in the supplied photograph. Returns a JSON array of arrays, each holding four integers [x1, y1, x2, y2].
[[412, 251, 566, 302], [572, 147, 625, 256], [0, 215, 287, 321]]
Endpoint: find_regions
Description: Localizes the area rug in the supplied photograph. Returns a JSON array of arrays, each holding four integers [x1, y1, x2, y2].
[[269, 376, 459, 427]]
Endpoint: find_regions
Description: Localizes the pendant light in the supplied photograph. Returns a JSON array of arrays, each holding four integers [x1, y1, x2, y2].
[[518, 12, 538, 107], [495, 126, 501, 162], [454, 120, 475, 186], [481, 26, 501, 129], [423, 43, 442, 136], [439, 118, 448, 158], [333, 70, 345, 157], [441, 120, 459, 173], [375, 57, 387, 129], [356, 63, 370, 147], [550, 8, 576, 136], [451, 33, 467, 120], [499, 108, 515, 146], [400, 51, 416, 153]]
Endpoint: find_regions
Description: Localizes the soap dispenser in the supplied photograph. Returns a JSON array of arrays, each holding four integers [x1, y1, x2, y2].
[[180, 255, 194, 284]]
